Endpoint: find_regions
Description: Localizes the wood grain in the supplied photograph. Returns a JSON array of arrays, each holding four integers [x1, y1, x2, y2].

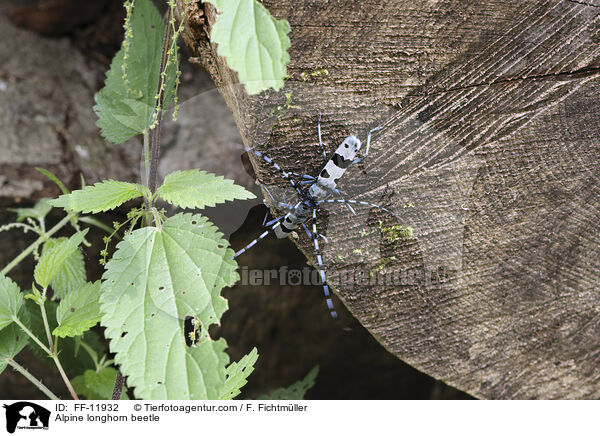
[[179, 0, 600, 398]]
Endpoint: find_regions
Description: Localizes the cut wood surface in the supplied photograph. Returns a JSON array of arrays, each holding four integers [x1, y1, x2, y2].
[[179, 0, 600, 398]]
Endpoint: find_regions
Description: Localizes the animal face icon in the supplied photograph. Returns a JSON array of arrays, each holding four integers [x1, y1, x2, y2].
[[3, 402, 50, 434]]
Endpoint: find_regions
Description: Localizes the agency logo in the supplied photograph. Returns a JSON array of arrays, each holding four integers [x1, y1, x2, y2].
[[2, 402, 50, 433]]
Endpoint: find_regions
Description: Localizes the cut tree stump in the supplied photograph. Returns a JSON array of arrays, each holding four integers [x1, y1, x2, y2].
[[178, 0, 600, 399]]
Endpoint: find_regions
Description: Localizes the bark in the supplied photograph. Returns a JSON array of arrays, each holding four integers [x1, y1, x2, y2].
[[178, 0, 600, 399]]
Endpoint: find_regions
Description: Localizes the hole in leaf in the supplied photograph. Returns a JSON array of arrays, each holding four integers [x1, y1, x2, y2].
[[150, 313, 155, 317], [157, 381, 162, 385], [217, 244, 224, 249], [208, 323, 221, 340], [121, 332, 128, 338], [158, 286, 165, 291], [191, 220, 197, 225], [183, 316, 196, 346]]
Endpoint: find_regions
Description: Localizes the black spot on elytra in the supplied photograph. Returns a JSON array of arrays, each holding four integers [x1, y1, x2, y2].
[[332, 153, 352, 169]]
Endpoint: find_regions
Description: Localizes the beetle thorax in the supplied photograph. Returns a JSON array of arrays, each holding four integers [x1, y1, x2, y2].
[[308, 183, 329, 201]]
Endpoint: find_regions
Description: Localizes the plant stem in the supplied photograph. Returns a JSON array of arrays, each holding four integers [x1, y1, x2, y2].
[[38, 303, 79, 399], [1, 214, 72, 276], [143, 129, 150, 189], [38, 217, 46, 234], [77, 340, 100, 371], [6, 358, 60, 400], [79, 216, 114, 235], [142, 130, 151, 226], [112, 5, 173, 402], [112, 371, 125, 400], [12, 317, 51, 355], [52, 354, 79, 400], [148, 7, 173, 194], [13, 315, 79, 400], [151, 207, 162, 228], [40, 302, 54, 353]]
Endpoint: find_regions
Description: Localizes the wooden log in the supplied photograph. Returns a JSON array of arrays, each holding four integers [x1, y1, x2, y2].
[[178, 0, 600, 399]]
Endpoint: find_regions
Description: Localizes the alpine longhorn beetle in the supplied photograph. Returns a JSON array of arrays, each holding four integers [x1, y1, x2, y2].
[[234, 113, 399, 318]]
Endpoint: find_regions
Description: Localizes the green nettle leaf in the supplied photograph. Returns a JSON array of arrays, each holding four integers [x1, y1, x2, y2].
[[0, 274, 24, 331], [36, 167, 70, 195], [203, 0, 291, 94], [72, 368, 130, 400], [0, 323, 29, 375], [94, 0, 177, 143], [101, 213, 254, 399], [219, 347, 259, 399], [42, 238, 86, 300], [54, 281, 102, 338], [51, 180, 146, 214], [156, 170, 256, 209], [34, 230, 88, 289], [258, 365, 319, 400], [8, 198, 53, 223], [24, 300, 104, 375]]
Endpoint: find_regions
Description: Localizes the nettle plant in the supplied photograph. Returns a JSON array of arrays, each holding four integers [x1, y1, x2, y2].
[[0, 0, 317, 400]]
